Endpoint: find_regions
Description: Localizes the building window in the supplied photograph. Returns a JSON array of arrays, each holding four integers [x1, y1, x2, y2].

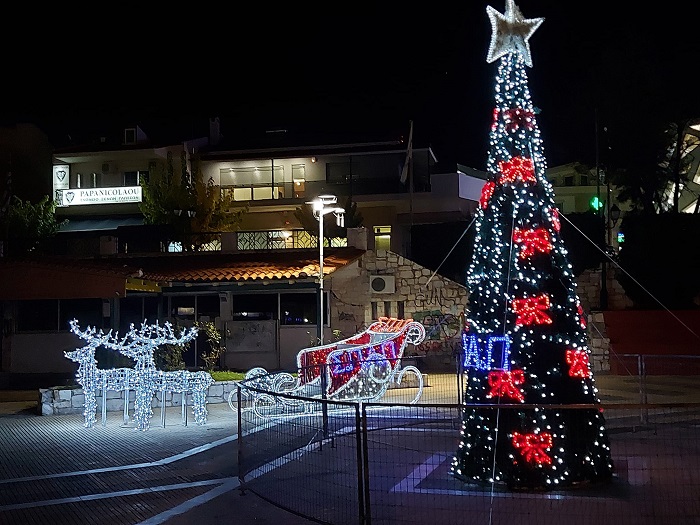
[[60, 298, 104, 330], [17, 298, 105, 332], [280, 293, 322, 325], [580, 175, 588, 186], [374, 226, 391, 251], [124, 170, 148, 186], [292, 163, 306, 198], [16, 300, 59, 332], [124, 128, 137, 144], [119, 296, 161, 333], [397, 301, 405, 319], [124, 171, 138, 186], [220, 166, 284, 202], [371, 301, 378, 321], [232, 293, 278, 321], [384, 301, 391, 318], [564, 175, 574, 187], [326, 161, 351, 184]]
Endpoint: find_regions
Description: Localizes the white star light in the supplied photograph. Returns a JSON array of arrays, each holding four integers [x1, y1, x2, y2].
[[486, 0, 544, 68]]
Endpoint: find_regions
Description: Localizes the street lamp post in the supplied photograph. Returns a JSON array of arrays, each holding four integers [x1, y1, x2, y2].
[[310, 195, 345, 345]]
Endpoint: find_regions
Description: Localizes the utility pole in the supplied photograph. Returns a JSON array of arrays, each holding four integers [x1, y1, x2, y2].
[[596, 109, 608, 310]]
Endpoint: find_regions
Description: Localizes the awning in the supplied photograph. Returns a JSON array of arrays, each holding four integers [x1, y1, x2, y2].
[[58, 217, 144, 233]]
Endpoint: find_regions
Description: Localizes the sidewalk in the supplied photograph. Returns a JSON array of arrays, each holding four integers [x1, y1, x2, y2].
[[1, 374, 699, 524]]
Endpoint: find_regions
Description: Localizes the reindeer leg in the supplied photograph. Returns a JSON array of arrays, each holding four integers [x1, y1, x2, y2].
[[192, 389, 207, 425], [84, 390, 97, 428], [133, 385, 156, 431]]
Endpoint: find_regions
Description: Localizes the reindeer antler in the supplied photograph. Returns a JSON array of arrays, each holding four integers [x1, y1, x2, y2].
[[103, 319, 198, 361], [69, 318, 113, 344]]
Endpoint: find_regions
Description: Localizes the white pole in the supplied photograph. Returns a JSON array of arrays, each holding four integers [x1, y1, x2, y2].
[[319, 212, 324, 345]]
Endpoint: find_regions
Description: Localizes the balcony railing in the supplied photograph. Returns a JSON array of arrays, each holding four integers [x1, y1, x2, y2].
[[236, 229, 347, 251], [220, 178, 418, 204], [163, 229, 347, 253]]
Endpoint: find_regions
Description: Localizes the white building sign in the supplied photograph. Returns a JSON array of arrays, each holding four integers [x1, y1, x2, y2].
[[58, 186, 143, 206], [53, 165, 70, 206]]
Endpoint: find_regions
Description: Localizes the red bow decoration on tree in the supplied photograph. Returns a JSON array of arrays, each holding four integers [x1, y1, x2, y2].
[[491, 107, 500, 131], [480, 181, 496, 209], [566, 349, 592, 378], [503, 108, 535, 133], [512, 227, 553, 259], [512, 432, 553, 465], [511, 294, 552, 326], [577, 303, 587, 329], [487, 369, 525, 402], [498, 156, 536, 185]]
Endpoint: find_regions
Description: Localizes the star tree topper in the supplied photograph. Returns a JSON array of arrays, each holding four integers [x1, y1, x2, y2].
[[486, 0, 544, 68]]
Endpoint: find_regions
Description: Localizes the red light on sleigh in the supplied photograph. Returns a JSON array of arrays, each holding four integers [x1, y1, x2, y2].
[[296, 317, 426, 402]]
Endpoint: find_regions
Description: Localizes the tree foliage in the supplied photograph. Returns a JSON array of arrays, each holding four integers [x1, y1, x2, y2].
[[609, 119, 698, 214], [0, 195, 67, 256], [139, 151, 248, 250], [660, 119, 698, 213], [194, 320, 228, 371], [293, 196, 364, 239]]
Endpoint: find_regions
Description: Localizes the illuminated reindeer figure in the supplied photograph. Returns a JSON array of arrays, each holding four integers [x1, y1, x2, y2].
[[65, 320, 135, 428], [103, 320, 212, 431]]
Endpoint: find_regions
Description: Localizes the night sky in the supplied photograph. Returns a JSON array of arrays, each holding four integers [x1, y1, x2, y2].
[[2, 2, 697, 172]]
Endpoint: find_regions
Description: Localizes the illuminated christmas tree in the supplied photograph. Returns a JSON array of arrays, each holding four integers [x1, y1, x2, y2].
[[451, 0, 614, 491]]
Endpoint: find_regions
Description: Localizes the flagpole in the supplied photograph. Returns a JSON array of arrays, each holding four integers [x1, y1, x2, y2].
[[401, 120, 413, 258], [409, 139, 414, 259]]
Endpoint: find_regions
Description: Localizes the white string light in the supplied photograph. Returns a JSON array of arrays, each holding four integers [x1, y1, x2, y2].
[[66, 319, 213, 431], [452, 1, 613, 491]]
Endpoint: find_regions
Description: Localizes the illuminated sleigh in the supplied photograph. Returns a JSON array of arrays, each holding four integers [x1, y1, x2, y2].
[[296, 317, 426, 403], [230, 317, 426, 416]]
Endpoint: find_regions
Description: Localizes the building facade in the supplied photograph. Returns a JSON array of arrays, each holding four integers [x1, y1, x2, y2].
[[1, 120, 484, 383]]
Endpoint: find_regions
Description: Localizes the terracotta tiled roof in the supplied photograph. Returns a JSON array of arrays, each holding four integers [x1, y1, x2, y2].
[[0, 248, 366, 300], [80, 247, 366, 284]]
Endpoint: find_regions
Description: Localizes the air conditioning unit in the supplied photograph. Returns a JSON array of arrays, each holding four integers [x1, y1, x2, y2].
[[369, 275, 396, 294]]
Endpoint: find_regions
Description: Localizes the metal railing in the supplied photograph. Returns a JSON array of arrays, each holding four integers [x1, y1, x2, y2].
[[236, 229, 347, 251], [233, 360, 700, 525]]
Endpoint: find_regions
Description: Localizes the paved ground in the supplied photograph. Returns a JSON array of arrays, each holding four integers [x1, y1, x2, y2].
[[1, 373, 699, 524]]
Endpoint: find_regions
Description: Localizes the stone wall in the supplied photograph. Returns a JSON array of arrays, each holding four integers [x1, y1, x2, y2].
[[330, 252, 630, 375], [330, 249, 469, 369], [577, 268, 634, 373], [38, 380, 239, 416], [576, 267, 633, 314]]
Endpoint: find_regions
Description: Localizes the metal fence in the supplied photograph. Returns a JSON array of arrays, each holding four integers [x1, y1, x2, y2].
[[233, 364, 700, 525]]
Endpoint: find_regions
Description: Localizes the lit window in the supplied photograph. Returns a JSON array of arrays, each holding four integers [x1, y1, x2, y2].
[[374, 226, 391, 251]]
